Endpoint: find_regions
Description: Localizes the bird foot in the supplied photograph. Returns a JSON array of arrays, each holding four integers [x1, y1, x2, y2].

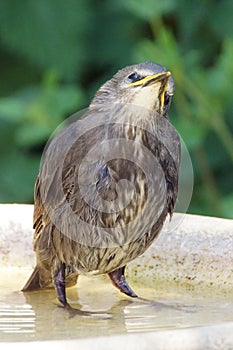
[[108, 266, 138, 298]]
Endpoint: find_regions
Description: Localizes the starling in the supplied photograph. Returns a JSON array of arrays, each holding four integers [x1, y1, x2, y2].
[[22, 62, 180, 309]]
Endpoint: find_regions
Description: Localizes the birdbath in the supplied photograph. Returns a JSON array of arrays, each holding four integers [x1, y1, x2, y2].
[[0, 204, 233, 349]]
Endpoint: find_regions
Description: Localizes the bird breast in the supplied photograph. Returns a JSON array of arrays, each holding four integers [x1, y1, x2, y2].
[[35, 107, 180, 274]]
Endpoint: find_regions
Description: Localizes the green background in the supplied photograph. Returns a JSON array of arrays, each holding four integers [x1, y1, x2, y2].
[[0, 0, 232, 218]]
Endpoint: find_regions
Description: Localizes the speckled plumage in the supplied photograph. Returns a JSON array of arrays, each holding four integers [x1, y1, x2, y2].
[[23, 62, 180, 307]]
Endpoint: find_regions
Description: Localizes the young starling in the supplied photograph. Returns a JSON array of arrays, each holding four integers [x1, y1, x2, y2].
[[22, 62, 180, 308]]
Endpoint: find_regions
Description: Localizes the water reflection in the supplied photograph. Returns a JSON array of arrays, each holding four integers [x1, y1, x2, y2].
[[0, 270, 233, 342], [0, 292, 35, 340]]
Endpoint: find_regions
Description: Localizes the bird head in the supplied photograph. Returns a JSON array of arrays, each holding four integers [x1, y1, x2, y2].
[[90, 62, 174, 117]]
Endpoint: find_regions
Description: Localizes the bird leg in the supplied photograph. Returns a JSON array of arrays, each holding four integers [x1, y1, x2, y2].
[[53, 262, 68, 306], [108, 266, 138, 298], [53, 262, 111, 318]]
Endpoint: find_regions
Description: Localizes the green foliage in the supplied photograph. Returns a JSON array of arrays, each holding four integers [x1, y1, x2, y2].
[[0, 0, 232, 218], [0, 0, 91, 80], [120, 0, 176, 20], [0, 69, 84, 202]]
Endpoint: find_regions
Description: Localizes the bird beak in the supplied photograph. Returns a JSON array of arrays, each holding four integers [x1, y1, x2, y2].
[[127, 71, 171, 88], [127, 71, 171, 111]]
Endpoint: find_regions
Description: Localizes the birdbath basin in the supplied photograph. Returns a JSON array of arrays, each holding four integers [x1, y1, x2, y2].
[[0, 204, 233, 349]]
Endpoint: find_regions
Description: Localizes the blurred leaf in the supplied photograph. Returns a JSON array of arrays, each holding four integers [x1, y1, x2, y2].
[[207, 38, 233, 107], [0, 0, 91, 80], [15, 124, 53, 147], [0, 151, 39, 203], [120, 0, 176, 20], [208, 0, 233, 38], [220, 194, 233, 219], [174, 0, 209, 46], [174, 0, 220, 66], [174, 119, 206, 151], [0, 98, 27, 122], [204, 132, 230, 169], [87, 3, 143, 70], [134, 28, 186, 82], [16, 82, 85, 147]]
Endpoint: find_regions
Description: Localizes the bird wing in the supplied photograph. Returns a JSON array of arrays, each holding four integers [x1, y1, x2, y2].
[[32, 113, 180, 249], [33, 176, 45, 243]]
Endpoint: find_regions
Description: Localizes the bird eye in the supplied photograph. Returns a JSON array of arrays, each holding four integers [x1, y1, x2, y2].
[[128, 72, 143, 83], [164, 93, 171, 106]]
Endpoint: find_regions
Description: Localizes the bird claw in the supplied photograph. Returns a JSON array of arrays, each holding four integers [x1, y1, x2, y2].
[[108, 266, 138, 298]]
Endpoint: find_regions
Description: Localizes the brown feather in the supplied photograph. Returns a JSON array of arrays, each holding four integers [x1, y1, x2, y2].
[[23, 61, 180, 297]]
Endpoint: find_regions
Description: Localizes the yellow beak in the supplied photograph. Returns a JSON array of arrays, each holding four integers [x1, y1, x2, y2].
[[127, 71, 171, 88], [127, 71, 171, 110]]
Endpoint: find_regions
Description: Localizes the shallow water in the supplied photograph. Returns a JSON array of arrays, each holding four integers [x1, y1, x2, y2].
[[0, 268, 233, 342]]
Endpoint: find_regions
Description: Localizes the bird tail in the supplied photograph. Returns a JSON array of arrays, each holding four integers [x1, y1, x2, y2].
[[22, 265, 79, 291], [22, 266, 52, 291]]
